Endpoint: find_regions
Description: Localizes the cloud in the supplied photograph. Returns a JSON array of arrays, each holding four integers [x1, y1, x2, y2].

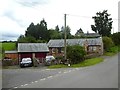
[[16, 0, 50, 7], [0, 0, 119, 41], [1, 33, 19, 41]]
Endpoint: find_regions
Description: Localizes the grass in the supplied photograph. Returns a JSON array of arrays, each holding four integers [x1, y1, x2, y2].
[[104, 46, 120, 56], [48, 58, 104, 69], [2, 65, 20, 69], [104, 52, 116, 56], [1, 42, 16, 51]]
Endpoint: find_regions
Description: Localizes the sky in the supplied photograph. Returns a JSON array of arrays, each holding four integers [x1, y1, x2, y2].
[[0, 0, 119, 41]]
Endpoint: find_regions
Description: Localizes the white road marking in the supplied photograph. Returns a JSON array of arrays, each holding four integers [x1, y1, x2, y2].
[[21, 85, 24, 87], [31, 82, 34, 84], [24, 84, 28, 86], [40, 78, 46, 81], [63, 72, 67, 73], [13, 87, 18, 88], [34, 81, 38, 83], [47, 76, 53, 78]]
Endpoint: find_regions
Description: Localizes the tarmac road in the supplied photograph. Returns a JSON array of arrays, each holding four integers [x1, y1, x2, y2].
[[2, 53, 119, 89]]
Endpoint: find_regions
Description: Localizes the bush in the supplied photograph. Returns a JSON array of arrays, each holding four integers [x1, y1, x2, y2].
[[107, 46, 118, 53], [102, 36, 114, 52], [111, 32, 120, 46], [55, 56, 64, 64], [67, 45, 86, 64], [2, 59, 13, 66]]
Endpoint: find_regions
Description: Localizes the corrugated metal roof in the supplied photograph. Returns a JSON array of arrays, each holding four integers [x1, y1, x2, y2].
[[47, 38, 103, 47], [18, 43, 49, 52], [5, 51, 18, 54]]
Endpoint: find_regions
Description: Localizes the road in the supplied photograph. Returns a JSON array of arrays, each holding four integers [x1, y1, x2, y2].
[[2, 53, 118, 89]]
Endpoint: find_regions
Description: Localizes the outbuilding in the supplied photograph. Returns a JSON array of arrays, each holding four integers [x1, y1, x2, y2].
[[18, 43, 49, 63]]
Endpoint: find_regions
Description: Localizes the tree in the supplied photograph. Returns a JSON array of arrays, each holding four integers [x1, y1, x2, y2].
[[55, 25, 60, 32], [67, 45, 86, 64], [25, 19, 49, 41], [25, 22, 36, 38], [48, 29, 61, 39], [60, 26, 72, 39], [17, 35, 36, 43], [111, 32, 120, 46], [91, 10, 113, 37], [102, 36, 114, 52], [39, 19, 48, 40]]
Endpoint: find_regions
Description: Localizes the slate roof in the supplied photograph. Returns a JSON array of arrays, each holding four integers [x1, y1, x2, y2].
[[18, 43, 49, 52], [47, 38, 103, 48], [84, 33, 101, 37]]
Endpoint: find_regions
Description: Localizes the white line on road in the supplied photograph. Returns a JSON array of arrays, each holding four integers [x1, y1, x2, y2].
[[31, 82, 34, 84], [24, 84, 28, 86], [47, 76, 53, 78], [64, 72, 68, 73], [13, 87, 18, 88], [40, 78, 46, 81], [20, 84, 25, 87], [34, 81, 38, 83]]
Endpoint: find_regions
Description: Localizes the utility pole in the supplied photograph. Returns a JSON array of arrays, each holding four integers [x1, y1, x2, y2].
[[64, 14, 67, 60], [112, 27, 114, 34]]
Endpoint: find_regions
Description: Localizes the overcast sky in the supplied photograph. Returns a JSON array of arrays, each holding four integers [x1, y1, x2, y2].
[[0, 0, 119, 41]]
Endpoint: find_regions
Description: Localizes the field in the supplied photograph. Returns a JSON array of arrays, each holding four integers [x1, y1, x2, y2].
[[0, 42, 16, 59], [1, 42, 16, 51]]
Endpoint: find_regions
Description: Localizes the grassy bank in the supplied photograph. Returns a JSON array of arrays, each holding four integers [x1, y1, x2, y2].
[[48, 57, 104, 69]]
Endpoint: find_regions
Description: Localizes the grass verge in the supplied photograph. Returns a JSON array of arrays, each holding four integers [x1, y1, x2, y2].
[[104, 52, 116, 56], [2, 65, 20, 69], [48, 58, 104, 69]]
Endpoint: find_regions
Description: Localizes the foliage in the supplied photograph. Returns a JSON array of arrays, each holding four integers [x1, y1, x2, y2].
[[111, 32, 120, 45], [17, 35, 36, 43], [104, 45, 120, 56], [67, 45, 86, 64], [107, 46, 118, 53], [48, 29, 61, 39], [102, 36, 114, 52], [48, 58, 103, 69], [55, 25, 60, 32], [71, 58, 103, 67], [91, 10, 113, 37], [25, 19, 49, 41], [2, 59, 13, 66], [17, 19, 74, 42], [60, 26, 73, 39]]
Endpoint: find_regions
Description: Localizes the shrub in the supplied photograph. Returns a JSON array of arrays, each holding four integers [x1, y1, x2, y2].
[[2, 59, 13, 66], [102, 36, 114, 52], [67, 45, 86, 64], [111, 32, 120, 46]]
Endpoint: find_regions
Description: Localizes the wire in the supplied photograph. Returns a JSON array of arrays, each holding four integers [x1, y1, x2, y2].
[[67, 14, 120, 21]]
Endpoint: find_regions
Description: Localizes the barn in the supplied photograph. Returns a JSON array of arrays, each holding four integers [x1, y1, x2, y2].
[[18, 43, 49, 63], [5, 51, 18, 60], [47, 38, 103, 57]]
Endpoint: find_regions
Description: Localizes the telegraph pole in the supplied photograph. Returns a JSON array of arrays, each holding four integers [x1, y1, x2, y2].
[[64, 14, 67, 60]]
